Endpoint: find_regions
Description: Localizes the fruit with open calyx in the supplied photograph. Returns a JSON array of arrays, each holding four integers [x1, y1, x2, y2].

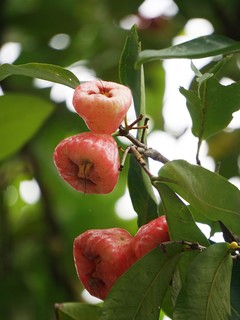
[[73, 228, 136, 300], [53, 132, 120, 194], [72, 81, 132, 134], [73, 216, 169, 299]]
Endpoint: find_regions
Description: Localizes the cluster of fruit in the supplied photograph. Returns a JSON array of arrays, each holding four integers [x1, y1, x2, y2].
[[74, 216, 169, 300], [53, 80, 170, 301], [53, 80, 132, 194]]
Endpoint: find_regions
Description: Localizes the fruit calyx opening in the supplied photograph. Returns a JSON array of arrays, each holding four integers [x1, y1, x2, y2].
[[78, 161, 96, 187]]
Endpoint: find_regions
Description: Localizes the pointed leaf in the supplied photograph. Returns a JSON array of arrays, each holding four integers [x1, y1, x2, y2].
[[0, 93, 55, 160], [55, 302, 101, 320], [100, 245, 183, 320], [0, 63, 80, 88], [173, 243, 232, 320], [136, 35, 240, 66], [155, 184, 209, 247], [119, 24, 145, 117], [180, 78, 240, 140], [120, 25, 158, 225], [156, 160, 240, 236]]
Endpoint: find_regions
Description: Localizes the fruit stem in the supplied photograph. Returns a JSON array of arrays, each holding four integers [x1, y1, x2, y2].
[[118, 125, 169, 164]]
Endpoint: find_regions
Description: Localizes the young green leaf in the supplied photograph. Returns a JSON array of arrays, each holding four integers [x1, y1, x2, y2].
[[155, 184, 209, 247], [100, 245, 183, 320], [0, 63, 80, 88], [173, 243, 232, 320], [136, 34, 240, 66], [156, 160, 240, 237], [180, 78, 240, 140], [55, 302, 101, 320], [0, 93, 55, 161]]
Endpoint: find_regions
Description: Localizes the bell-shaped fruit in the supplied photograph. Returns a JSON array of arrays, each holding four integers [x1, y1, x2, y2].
[[72, 81, 132, 134], [133, 215, 170, 259], [73, 216, 170, 300], [73, 228, 136, 300], [53, 132, 120, 194]]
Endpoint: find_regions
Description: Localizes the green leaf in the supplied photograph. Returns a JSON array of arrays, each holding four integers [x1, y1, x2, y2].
[[119, 24, 145, 118], [173, 243, 232, 320], [156, 184, 209, 247], [136, 35, 240, 66], [128, 156, 158, 226], [230, 259, 240, 319], [156, 160, 240, 237], [55, 302, 101, 320], [100, 245, 183, 320], [0, 63, 80, 88], [0, 93, 55, 161], [171, 250, 201, 306], [180, 78, 240, 140], [120, 25, 158, 226], [145, 62, 165, 131]]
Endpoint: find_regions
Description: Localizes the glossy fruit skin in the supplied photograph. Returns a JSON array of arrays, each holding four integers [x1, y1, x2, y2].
[[72, 81, 132, 134], [73, 228, 136, 300], [133, 215, 170, 259], [73, 216, 169, 300], [53, 132, 120, 194]]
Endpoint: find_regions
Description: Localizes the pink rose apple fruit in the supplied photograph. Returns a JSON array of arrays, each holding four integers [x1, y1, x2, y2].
[[53, 132, 120, 194], [73, 216, 170, 300], [133, 215, 170, 259], [73, 228, 136, 300], [72, 81, 132, 134]]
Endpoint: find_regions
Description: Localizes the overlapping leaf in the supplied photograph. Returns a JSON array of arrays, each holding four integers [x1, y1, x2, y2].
[[180, 78, 240, 140], [136, 35, 240, 66], [100, 245, 183, 320], [155, 184, 209, 247], [173, 243, 232, 320], [0, 63, 80, 88], [156, 160, 240, 236]]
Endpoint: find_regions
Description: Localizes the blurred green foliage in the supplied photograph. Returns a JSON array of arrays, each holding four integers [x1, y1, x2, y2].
[[0, 0, 240, 319]]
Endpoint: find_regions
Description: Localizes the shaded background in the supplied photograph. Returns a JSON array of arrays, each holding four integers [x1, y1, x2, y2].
[[1, 0, 240, 319]]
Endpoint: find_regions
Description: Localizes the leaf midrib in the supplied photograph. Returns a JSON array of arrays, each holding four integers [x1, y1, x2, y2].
[[132, 253, 180, 320]]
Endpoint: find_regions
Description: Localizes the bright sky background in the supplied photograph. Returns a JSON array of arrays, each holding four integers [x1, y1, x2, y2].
[[1, 0, 240, 310]]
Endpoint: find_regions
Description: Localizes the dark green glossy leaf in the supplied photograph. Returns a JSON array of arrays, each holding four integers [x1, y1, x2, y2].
[[100, 245, 183, 320], [180, 78, 240, 140], [55, 302, 101, 320], [231, 259, 240, 319], [0, 93, 55, 160], [171, 250, 200, 308], [0, 63, 80, 88], [120, 25, 158, 226], [128, 156, 158, 226], [136, 35, 240, 66], [156, 184, 209, 247], [156, 160, 240, 236], [173, 243, 232, 320]]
